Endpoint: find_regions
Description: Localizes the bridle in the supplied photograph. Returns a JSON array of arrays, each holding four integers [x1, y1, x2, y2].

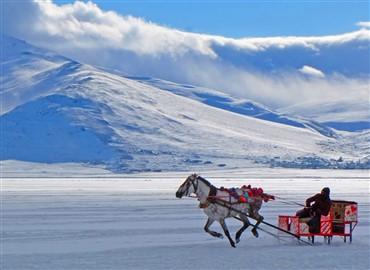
[[183, 174, 199, 196]]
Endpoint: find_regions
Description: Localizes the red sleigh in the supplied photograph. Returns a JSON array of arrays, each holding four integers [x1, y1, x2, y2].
[[278, 200, 358, 244]]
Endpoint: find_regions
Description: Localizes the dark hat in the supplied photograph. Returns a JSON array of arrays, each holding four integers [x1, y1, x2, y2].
[[321, 187, 330, 195]]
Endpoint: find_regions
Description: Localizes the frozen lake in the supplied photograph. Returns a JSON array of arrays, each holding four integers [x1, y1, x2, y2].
[[2, 169, 370, 269]]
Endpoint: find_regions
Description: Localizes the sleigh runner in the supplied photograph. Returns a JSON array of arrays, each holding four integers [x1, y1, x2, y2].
[[278, 200, 358, 244]]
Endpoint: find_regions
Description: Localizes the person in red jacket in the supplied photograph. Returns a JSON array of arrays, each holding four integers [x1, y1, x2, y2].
[[296, 187, 331, 232]]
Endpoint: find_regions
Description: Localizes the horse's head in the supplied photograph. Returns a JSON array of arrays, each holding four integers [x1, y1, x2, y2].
[[175, 174, 199, 198]]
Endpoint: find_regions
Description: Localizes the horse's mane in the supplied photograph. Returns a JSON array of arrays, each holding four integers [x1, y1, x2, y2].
[[196, 175, 218, 197], [196, 175, 212, 187]]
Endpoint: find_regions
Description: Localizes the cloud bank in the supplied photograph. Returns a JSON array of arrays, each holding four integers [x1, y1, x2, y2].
[[2, 0, 369, 108]]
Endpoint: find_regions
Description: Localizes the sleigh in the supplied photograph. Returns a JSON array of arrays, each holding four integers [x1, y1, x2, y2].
[[278, 200, 358, 244]]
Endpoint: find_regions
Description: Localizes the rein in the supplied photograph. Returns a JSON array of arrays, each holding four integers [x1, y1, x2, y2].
[[208, 195, 234, 199], [273, 196, 305, 207]]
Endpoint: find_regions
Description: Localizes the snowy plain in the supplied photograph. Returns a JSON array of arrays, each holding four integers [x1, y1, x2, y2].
[[2, 165, 369, 270]]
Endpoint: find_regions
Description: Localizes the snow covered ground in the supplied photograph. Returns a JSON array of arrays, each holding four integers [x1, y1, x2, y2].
[[2, 168, 369, 269]]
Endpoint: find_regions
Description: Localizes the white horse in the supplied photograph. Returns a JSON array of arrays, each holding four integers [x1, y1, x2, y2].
[[175, 174, 265, 247]]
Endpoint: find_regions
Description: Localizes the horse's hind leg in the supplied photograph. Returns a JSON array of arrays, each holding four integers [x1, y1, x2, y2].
[[219, 219, 236, 248], [235, 214, 251, 243], [204, 218, 223, 239]]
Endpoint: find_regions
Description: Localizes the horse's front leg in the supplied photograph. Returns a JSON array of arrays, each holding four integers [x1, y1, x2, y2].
[[204, 218, 223, 239], [235, 214, 251, 243], [250, 213, 264, 238], [219, 219, 236, 248]]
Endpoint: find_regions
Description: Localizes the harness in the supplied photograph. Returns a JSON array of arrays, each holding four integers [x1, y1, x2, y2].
[[199, 184, 217, 208]]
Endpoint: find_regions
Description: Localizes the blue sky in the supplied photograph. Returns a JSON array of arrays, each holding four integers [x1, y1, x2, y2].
[[54, 0, 369, 37]]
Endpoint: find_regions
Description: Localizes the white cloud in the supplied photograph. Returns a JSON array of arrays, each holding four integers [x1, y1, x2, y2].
[[357, 21, 370, 28], [1, 0, 216, 57], [182, 62, 368, 109], [1, 0, 369, 109], [3, 0, 369, 58], [298, 66, 325, 78]]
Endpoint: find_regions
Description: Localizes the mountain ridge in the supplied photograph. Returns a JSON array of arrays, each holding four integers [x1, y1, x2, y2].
[[124, 76, 339, 137]]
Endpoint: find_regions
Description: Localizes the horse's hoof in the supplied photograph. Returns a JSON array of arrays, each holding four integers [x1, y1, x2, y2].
[[230, 242, 236, 248], [217, 233, 224, 239], [252, 229, 259, 238], [236, 238, 240, 244]]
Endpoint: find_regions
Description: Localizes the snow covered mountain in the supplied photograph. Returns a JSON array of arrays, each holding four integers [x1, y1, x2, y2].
[[278, 97, 370, 132], [124, 76, 338, 138], [1, 35, 368, 172]]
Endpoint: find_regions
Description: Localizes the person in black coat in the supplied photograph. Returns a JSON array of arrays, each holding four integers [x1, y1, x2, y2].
[[296, 187, 331, 232]]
